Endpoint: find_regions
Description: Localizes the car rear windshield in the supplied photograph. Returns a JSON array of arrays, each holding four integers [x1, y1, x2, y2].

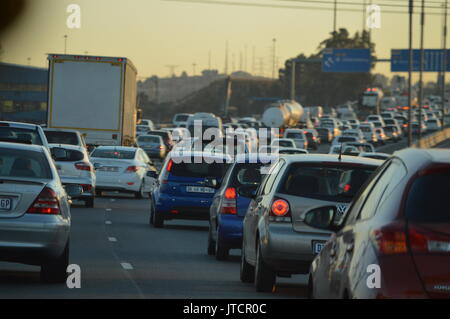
[[138, 136, 161, 143], [286, 132, 303, 139], [0, 127, 43, 145], [148, 131, 170, 140], [44, 131, 79, 145], [176, 115, 190, 122], [406, 170, 450, 223], [278, 163, 377, 202], [338, 137, 356, 143], [278, 140, 294, 147], [230, 163, 264, 188], [50, 147, 84, 162], [91, 149, 136, 159], [170, 161, 230, 179], [0, 148, 52, 179]]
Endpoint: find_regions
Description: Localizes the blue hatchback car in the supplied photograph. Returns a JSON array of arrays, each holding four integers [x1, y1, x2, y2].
[[208, 154, 276, 260], [150, 152, 231, 228]]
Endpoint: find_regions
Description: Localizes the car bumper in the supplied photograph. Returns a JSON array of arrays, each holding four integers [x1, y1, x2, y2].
[[217, 215, 244, 248], [260, 223, 331, 274], [0, 214, 70, 265], [155, 193, 212, 220], [96, 174, 141, 192]]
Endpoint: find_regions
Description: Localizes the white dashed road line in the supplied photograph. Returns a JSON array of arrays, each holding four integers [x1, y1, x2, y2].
[[106, 208, 112, 212], [108, 237, 117, 242], [105, 221, 112, 225]]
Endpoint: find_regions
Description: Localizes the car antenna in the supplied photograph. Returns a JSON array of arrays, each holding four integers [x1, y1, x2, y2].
[[338, 143, 343, 161]]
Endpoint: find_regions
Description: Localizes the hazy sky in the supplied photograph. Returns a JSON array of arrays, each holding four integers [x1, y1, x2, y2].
[[1, 0, 446, 81]]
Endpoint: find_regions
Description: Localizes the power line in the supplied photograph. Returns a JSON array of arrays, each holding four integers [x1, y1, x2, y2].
[[164, 0, 449, 15]]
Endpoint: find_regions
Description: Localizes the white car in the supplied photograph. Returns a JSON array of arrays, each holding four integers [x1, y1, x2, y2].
[[341, 129, 365, 143], [49, 143, 96, 207], [359, 152, 390, 160], [426, 118, 442, 131], [44, 128, 87, 150], [328, 144, 359, 154], [271, 138, 298, 149], [0, 121, 50, 150], [283, 129, 308, 149], [173, 113, 192, 127], [140, 119, 155, 131], [90, 146, 158, 198], [367, 115, 385, 126]]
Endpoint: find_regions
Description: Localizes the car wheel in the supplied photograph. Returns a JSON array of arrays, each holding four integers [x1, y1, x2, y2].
[[240, 244, 255, 283], [134, 181, 144, 199], [255, 242, 275, 293], [85, 197, 94, 208], [207, 226, 216, 256], [41, 241, 69, 284], [149, 202, 154, 226], [152, 205, 164, 228], [215, 229, 229, 261]]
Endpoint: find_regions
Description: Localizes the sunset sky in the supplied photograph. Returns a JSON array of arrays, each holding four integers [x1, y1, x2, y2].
[[1, 0, 446, 81]]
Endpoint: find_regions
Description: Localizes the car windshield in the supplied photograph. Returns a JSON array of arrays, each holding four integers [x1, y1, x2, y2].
[[169, 161, 230, 179], [138, 136, 161, 143], [360, 126, 371, 132], [286, 133, 303, 139], [44, 131, 79, 145], [0, 127, 43, 145], [91, 149, 136, 159], [0, 148, 52, 179], [406, 170, 450, 223], [278, 140, 294, 147], [338, 137, 356, 143], [279, 163, 377, 202], [176, 115, 190, 122], [231, 163, 264, 187]]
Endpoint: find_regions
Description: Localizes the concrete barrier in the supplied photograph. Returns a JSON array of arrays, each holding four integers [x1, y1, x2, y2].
[[414, 128, 450, 148]]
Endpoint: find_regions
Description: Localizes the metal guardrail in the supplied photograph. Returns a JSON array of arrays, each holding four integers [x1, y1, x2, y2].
[[413, 127, 450, 148]]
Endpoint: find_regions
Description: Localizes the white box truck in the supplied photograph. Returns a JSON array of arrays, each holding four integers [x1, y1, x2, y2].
[[47, 54, 138, 146]]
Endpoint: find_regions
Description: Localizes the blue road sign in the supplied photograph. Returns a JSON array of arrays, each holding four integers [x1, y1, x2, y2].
[[391, 49, 450, 72], [322, 48, 371, 73]]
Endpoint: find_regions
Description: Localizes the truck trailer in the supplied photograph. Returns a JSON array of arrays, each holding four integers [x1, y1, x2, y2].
[[47, 54, 138, 146]]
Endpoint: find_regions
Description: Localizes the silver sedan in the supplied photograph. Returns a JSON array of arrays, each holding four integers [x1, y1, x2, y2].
[[0, 142, 79, 283]]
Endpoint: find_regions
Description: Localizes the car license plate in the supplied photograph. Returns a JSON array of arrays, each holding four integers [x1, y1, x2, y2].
[[186, 186, 215, 193], [0, 198, 12, 211], [313, 241, 326, 254], [100, 166, 118, 172]]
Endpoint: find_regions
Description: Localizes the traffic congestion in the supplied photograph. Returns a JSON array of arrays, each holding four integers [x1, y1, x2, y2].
[[0, 0, 450, 302]]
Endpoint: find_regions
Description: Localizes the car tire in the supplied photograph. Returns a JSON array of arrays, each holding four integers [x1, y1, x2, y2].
[[152, 205, 164, 228], [207, 226, 216, 256], [149, 202, 154, 226], [85, 197, 94, 208], [41, 241, 69, 284], [255, 242, 275, 293], [134, 181, 144, 199], [215, 229, 229, 261], [307, 275, 314, 299], [240, 244, 255, 283]]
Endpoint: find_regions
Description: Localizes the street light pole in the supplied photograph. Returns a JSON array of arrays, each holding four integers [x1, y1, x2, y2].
[[418, 0, 425, 142], [64, 35, 68, 54], [442, 0, 448, 128], [407, 0, 414, 147], [290, 59, 296, 101]]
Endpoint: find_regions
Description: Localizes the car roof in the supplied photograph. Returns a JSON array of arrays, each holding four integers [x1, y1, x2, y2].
[[280, 153, 382, 166], [138, 134, 163, 140], [235, 153, 278, 163], [394, 148, 450, 165], [0, 141, 46, 152], [169, 151, 232, 162], [0, 121, 40, 129]]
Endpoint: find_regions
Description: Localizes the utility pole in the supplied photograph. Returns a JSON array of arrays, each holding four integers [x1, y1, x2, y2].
[[362, 0, 366, 32], [333, 0, 337, 33], [224, 41, 229, 75], [27, 57, 31, 66], [418, 0, 425, 142], [272, 38, 277, 79], [64, 35, 68, 54], [252, 46, 256, 75], [208, 50, 211, 70], [290, 59, 296, 101], [192, 63, 197, 76], [442, 0, 448, 128], [165, 65, 178, 77], [407, 0, 414, 147]]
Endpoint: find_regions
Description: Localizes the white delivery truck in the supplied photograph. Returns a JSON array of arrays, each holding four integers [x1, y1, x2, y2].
[[47, 54, 138, 146]]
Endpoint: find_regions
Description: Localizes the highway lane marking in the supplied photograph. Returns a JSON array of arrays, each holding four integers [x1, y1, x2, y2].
[[108, 237, 117, 242], [106, 208, 112, 211], [105, 221, 112, 225], [120, 262, 134, 270]]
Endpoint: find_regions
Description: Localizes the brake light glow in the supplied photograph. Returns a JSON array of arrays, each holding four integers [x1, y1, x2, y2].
[[27, 187, 60, 215], [371, 223, 408, 255], [125, 166, 139, 173], [270, 199, 291, 222], [75, 162, 92, 171], [221, 187, 237, 215], [167, 159, 173, 172]]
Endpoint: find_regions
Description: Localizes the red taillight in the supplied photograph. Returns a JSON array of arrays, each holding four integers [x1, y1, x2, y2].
[[371, 223, 408, 255], [270, 199, 291, 222], [81, 184, 92, 192], [125, 166, 139, 173], [167, 159, 173, 172], [159, 146, 164, 150], [75, 162, 92, 171], [27, 187, 60, 215], [221, 187, 237, 215]]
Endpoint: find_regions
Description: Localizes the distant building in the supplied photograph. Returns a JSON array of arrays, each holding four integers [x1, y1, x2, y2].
[[0, 62, 48, 123]]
